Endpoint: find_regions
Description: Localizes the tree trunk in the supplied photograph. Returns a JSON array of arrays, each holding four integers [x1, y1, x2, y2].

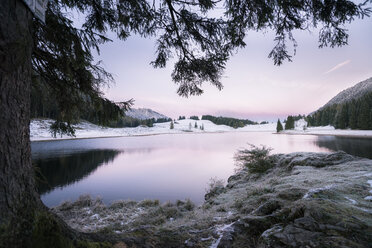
[[0, 2, 146, 247], [0, 2, 129, 247], [0, 0, 41, 246]]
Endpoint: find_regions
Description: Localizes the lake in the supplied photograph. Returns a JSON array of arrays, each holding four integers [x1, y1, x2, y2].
[[31, 132, 372, 207]]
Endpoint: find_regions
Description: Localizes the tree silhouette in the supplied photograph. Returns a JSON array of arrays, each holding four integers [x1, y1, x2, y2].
[[276, 119, 283, 133]]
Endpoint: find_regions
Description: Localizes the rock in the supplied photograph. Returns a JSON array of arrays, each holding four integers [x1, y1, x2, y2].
[[252, 200, 282, 216], [217, 225, 235, 248], [277, 188, 305, 201], [277, 151, 355, 170], [205, 185, 225, 201]]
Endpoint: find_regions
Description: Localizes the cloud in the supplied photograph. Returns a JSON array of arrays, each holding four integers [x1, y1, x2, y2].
[[323, 60, 351, 75]]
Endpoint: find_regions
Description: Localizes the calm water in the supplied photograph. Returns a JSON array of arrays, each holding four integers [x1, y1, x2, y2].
[[31, 132, 372, 207]]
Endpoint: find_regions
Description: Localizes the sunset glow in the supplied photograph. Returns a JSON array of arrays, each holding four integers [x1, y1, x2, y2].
[[94, 18, 372, 121]]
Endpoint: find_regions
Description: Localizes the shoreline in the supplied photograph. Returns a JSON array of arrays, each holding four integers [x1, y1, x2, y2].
[[280, 130, 372, 139], [30, 130, 229, 142], [30, 118, 372, 142], [31, 129, 372, 142]]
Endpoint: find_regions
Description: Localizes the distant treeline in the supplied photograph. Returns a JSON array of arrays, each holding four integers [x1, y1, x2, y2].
[[178, 115, 199, 120], [306, 92, 372, 130], [201, 115, 256, 128], [31, 81, 171, 128]]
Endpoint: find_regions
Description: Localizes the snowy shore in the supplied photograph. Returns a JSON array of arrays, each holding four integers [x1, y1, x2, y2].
[[280, 119, 372, 138], [30, 118, 276, 141], [30, 118, 372, 142]]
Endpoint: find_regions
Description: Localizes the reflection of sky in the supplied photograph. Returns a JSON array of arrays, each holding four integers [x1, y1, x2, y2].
[[86, 13, 372, 121], [39, 132, 335, 207]]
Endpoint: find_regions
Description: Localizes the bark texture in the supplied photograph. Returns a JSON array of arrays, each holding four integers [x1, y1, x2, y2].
[[0, 2, 118, 247], [0, 0, 40, 246]]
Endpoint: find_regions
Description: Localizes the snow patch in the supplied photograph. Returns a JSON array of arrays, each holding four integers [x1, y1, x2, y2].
[[261, 224, 283, 239], [364, 180, 372, 201], [303, 185, 335, 199], [344, 197, 357, 205], [210, 222, 234, 248]]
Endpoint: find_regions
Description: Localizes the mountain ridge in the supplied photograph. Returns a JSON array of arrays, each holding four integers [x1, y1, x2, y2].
[[125, 108, 169, 120], [318, 77, 372, 111], [307, 77, 372, 129]]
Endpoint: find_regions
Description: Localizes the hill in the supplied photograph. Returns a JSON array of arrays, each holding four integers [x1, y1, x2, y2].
[[125, 108, 169, 120], [307, 77, 372, 130], [320, 77, 372, 110]]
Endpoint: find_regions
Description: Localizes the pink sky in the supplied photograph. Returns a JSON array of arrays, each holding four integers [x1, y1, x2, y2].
[[94, 17, 372, 121]]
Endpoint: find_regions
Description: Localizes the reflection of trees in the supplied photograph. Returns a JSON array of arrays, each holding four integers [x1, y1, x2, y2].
[[316, 136, 372, 159], [34, 149, 121, 195]]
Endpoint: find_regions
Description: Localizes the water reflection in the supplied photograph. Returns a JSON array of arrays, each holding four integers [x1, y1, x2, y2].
[[315, 136, 372, 159], [35, 149, 122, 194], [32, 132, 372, 207]]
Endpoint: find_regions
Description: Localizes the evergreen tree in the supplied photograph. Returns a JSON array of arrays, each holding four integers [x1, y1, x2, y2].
[[170, 120, 174, 129], [2, 0, 372, 246], [194, 122, 198, 128], [321, 109, 329, 126], [335, 105, 348, 129], [348, 101, 358, 129], [285, 116, 295, 130], [358, 100, 370, 130], [276, 119, 283, 133]]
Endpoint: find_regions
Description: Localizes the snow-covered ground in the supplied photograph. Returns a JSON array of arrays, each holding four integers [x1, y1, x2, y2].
[[30, 118, 275, 141], [281, 119, 372, 138], [30, 118, 372, 141]]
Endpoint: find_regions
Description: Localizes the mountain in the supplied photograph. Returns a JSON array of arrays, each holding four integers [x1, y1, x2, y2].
[[307, 77, 372, 129], [320, 77, 372, 110], [125, 108, 169, 120]]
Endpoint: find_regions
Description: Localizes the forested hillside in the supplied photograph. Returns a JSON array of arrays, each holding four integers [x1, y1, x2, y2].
[[306, 78, 372, 130], [31, 80, 123, 126], [31, 82, 171, 128]]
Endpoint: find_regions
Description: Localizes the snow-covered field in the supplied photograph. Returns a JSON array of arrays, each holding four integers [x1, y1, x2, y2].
[[30, 118, 275, 141], [30, 118, 372, 141]]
